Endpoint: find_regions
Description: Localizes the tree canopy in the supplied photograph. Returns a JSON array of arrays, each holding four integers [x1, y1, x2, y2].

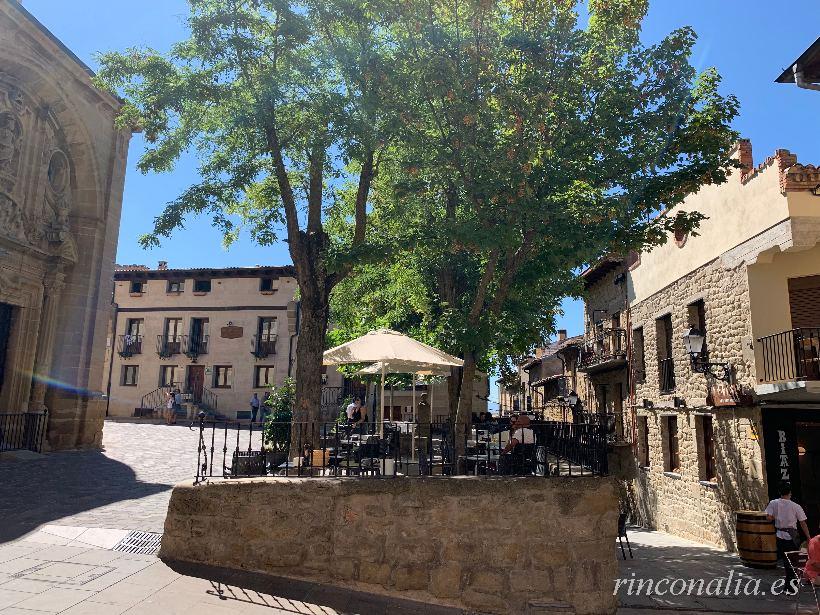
[[330, 0, 739, 426]]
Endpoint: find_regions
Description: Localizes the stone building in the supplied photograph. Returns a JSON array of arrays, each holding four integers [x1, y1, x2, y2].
[[0, 1, 131, 449], [579, 140, 820, 549]]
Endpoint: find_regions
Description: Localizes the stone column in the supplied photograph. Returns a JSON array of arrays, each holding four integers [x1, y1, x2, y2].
[[28, 269, 65, 411]]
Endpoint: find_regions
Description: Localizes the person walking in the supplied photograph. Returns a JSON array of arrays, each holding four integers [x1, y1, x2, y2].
[[250, 393, 261, 423], [164, 391, 176, 425], [766, 482, 812, 580]]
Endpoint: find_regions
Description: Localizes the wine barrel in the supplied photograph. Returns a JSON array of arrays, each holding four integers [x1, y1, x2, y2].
[[736, 510, 777, 569]]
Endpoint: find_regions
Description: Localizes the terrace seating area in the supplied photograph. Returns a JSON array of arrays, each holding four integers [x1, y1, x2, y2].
[[193, 416, 610, 482]]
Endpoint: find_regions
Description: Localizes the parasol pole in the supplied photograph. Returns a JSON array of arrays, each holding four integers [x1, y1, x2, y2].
[[380, 363, 385, 437], [412, 373, 416, 422]]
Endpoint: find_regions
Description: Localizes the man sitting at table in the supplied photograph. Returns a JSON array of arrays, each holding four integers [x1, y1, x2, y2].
[[346, 397, 364, 425], [499, 414, 536, 475]]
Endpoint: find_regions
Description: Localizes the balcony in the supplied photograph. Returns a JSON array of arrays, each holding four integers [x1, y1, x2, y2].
[[182, 335, 209, 361], [156, 335, 182, 358], [578, 328, 627, 373], [117, 334, 143, 357], [756, 328, 820, 399], [251, 333, 277, 358]]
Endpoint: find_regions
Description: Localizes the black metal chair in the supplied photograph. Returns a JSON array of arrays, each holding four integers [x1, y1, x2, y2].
[[618, 513, 633, 560]]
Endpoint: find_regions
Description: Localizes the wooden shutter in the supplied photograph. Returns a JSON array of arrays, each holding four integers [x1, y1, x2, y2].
[[788, 275, 820, 329]]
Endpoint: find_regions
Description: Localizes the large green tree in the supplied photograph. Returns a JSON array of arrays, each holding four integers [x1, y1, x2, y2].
[[331, 0, 739, 449], [95, 0, 398, 427]]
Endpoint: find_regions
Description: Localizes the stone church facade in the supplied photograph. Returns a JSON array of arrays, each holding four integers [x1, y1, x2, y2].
[[0, 1, 131, 449]]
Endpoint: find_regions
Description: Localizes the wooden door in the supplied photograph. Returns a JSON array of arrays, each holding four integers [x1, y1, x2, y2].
[[187, 365, 205, 403]]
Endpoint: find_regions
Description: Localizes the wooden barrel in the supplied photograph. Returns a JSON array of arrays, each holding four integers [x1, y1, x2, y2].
[[736, 510, 777, 569]]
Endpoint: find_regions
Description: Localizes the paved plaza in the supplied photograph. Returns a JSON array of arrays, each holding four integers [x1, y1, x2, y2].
[[1, 421, 818, 614]]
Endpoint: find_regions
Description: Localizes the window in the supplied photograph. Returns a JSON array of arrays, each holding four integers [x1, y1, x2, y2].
[[686, 299, 708, 359], [214, 365, 233, 388], [159, 365, 178, 387], [633, 327, 645, 384], [121, 365, 139, 386], [164, 318, 183, 339], [697, 415, 716, 482], [656, 314, 675, 393], [125, 318, 144, 338], [193, 279, 211, 293], [260, 278, 274, 292], [129, 280, 145, 294], [255, 366, 275, 388], [664, 415, 680, 473], [638, 416, 650, 468], [167, 279, 184, 293]]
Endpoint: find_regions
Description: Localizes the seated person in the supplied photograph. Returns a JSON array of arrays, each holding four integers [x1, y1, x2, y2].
[[499, 414, 536, 474], [346, 397, 364, 425], [806, 534, 820, 586]]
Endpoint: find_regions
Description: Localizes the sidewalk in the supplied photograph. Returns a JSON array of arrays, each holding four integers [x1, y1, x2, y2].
[[0, 525, 464, 615], [617, 527, 819, 614]]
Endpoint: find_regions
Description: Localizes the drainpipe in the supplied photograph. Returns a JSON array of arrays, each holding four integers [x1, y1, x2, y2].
[[794, 64, 820, 92], [105, 302, 118, 417], [287, 301, 301, 378]]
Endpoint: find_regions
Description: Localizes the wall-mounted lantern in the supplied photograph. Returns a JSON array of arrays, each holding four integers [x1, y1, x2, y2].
[[682, 327, 732, 382]]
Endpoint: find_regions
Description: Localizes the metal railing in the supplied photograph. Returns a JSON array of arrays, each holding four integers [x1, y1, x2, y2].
[[757, 327, 820, 383], [251, 333, 277, 358], [659, 357, 676, 393], [156, 335, 182, 358], [182, 335, 209, 360], [0, 411, 48, 453], [117, 335, 143, 357], [138, 382, 180, 416], [579, 328, 627, 369], [192, 418, 610, 483]]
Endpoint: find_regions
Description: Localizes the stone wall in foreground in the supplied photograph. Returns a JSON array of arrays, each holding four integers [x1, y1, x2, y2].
[[161, 477, 619, 615]]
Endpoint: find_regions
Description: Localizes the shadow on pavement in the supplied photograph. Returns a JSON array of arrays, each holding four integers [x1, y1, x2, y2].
[[163, 559, 467, 615], [616, 527, 818, 614], [0, 449, 170, 543]]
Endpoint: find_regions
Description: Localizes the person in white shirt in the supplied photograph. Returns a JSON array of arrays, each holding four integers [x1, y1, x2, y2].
[[499, 414, 536, 474], [765, 483, 812, 580], [346, 397, 363, 424]]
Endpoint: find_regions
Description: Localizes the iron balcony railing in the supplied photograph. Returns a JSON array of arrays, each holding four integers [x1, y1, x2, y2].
[[757, 327, 820, 383], [0, 411, 48, 453], [251, 333, 277, 358], [156, 335, 182, 358], [182, 335, 209, 360], [579, 328, 628, 370], [192, 417, 610, 483], [117, 334, 143, 357], [659, 357, 676, 393]]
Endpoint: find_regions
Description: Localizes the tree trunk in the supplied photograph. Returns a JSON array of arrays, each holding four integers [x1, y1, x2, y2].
[[450, 352, 476, 474], [289, 290, 329, 458]]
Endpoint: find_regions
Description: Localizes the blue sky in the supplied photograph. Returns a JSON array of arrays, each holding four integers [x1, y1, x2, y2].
[[24, 0, 820, 355]]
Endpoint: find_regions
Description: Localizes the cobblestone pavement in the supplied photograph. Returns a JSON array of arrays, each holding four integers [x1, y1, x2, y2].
[[0, 422, 210, 541]]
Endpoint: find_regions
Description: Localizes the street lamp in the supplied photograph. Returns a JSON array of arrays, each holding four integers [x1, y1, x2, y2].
[[566, 390, 579, 407], [682, 327, 732, 382]]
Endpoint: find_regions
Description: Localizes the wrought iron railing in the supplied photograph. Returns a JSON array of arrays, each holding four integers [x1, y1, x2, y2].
[[117, 335, 143, 357], [251, 333, 277, 358], [757, 327, 820, 383], [156, 335, 182, 358], [0, 411, 48, 453], [138, 383, 180, 416], [182, 335, 209, 360], [192, 418, 609, 483], [579, 328, 628, 370], [659, 357, 676, 393]]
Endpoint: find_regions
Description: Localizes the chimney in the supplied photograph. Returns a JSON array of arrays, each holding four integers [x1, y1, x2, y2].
[[157, 260, 168, 270], [558, 329, 567, 342], [736, 139, 753, 176]]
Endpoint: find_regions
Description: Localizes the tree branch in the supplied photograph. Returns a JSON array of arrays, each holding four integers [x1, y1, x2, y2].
[[353, 149, 375, 245], [468, 248, 499, 325]]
